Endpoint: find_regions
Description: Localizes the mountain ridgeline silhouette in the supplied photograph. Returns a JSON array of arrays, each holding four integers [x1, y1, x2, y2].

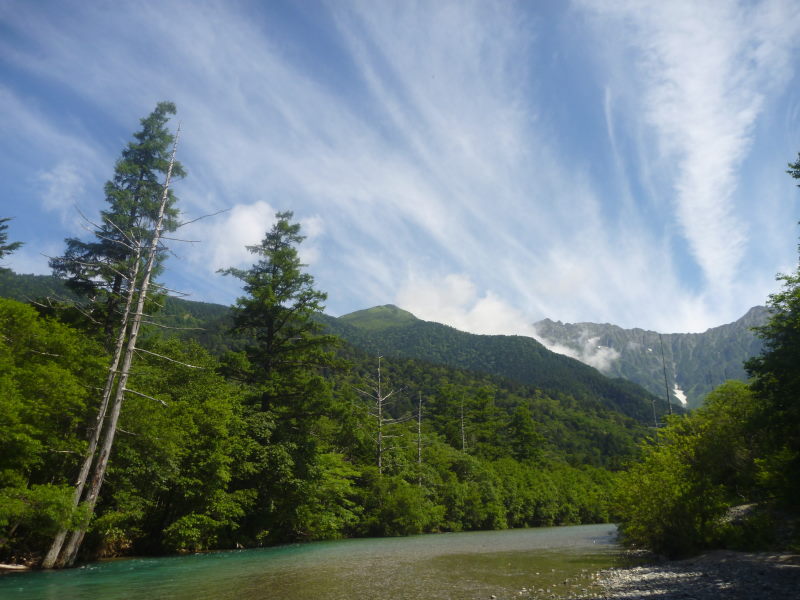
[[0, 273, 762, 416]]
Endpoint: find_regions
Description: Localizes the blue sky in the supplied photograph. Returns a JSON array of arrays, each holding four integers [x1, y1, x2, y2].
[[2, 0, 800, 340]]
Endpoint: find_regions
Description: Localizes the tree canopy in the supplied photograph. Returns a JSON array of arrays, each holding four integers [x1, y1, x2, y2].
[[49, 102, 185, 341]]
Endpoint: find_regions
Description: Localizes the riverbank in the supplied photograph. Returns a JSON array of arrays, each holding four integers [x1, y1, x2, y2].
[[0, 564, 30, 573], [586, 550, 800, 599]]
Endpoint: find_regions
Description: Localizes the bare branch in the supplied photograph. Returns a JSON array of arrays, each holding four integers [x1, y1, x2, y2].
[[140, 319, 206, 331], [28, 349, 63, 358], [133, 346, 204, 369], [175, 208, 231, 229], [122, 387, 168, 406], [160, 235, 201, 243], [354, 386, 378, 400], [147, 282, 189, 296], [43, 255, 135, 284]]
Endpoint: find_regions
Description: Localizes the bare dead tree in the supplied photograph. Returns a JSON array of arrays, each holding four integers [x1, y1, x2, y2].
[[41, 241, 143, 568], [43, 127, 183, 568], [417, 392, 423, 485], [460, 396, 467, 453], [355, 357, 410, 474]]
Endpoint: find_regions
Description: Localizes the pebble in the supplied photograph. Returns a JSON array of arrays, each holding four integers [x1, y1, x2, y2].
[[587, 550, 800, 600]]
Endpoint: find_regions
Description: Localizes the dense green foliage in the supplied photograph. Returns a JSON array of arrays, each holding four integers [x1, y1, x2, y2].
[[1, 203, 649, 564], [327, 310, 665, 424], [614, 155, 800, 558], [0, 288, 638, 563], [745, 273, 800, 504], [0, 299, 105, 559], [615, 382, 763, 557]]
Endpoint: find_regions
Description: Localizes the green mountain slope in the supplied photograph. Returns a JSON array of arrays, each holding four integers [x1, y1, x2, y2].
[[0, 271, 666, 424], [533, 307, 767, 408], [339, 304, 418, 330], [0, 270, 81, 303], [328, 311, 666, 424], [341, 348, 647, 470]]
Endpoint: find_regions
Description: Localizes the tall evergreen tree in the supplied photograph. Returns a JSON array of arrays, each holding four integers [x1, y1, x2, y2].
[[43, 107, 184, 568], [220, 211, 335, 409], [220, 211, 338, 541], [50, 102, 185, 341]]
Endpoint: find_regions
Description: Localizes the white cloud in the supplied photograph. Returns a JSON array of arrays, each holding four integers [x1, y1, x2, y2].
[[396, 272, 539, 337], [1, 0, 797, 333], [37, 161, 88, 224], [530, 323, 623, 373], [194, 201, 276, 273], [578, 0, 800, 296]]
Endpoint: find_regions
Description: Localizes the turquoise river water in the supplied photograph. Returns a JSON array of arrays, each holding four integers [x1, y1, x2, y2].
[[0, 523, 618, 600]]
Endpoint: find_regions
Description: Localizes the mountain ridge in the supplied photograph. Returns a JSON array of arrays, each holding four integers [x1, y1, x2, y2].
[[0, 270, 762, 412], [533, 306, 768, 408]]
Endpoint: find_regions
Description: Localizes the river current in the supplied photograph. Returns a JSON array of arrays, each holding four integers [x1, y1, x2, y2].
[[0, 523, 618, 599]]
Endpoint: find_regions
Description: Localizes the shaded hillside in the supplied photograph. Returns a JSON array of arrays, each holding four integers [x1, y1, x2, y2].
[[339, 347, 648, 470], [0, 270, 80, 303], [0, 273, 678, 423], [328, 306, 667, 424], [0, 270, 236, 351], [533, 307, 767, 408], [339, 304, 417, 330]]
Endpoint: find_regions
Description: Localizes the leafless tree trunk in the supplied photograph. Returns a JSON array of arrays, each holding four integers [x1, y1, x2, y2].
[[417, 392, 423, 485], [41, 250, 141, 568], [460, 397, 467, 453], [355, 357, 409, 475]]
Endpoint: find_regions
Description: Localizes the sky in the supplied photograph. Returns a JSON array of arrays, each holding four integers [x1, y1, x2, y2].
[[2, 0, 800, 342]]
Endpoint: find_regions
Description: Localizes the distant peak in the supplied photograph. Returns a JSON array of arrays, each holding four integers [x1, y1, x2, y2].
[[338, 304, 419, 331]]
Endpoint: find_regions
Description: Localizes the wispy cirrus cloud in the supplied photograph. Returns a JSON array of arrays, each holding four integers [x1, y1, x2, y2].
[[1, 0, 798, 338], [579, 0, 800, 296]]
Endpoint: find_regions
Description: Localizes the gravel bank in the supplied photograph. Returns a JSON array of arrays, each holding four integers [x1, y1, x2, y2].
[[588, 550, 800, 599]]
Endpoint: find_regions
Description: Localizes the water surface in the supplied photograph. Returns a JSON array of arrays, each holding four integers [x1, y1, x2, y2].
[[0, 524, 617, 600]]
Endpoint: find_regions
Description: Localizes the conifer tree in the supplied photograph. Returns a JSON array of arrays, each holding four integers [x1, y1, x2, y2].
[[220, 211, 335, 408], [220, 211, 337, 540], [50, 102, 185, 342], [43, 106, 183, 568]]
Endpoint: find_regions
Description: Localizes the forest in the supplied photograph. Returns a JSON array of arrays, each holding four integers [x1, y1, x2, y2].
[[1, 102, 798, 568], [0, 104, 645, 567]]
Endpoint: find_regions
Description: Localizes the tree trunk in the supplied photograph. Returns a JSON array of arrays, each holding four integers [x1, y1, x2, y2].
[[41, 254, 140, 568], [58, 129, 179, 568]]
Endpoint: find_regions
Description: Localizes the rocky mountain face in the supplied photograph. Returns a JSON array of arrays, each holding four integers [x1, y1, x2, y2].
[[532, 306, 768, 408]]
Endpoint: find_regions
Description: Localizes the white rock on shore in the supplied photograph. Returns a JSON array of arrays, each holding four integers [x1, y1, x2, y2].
[[589, 550, 800, 599]]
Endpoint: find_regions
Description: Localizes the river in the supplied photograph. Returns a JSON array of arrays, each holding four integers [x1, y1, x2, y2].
[[0, 524, 618, 600]]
